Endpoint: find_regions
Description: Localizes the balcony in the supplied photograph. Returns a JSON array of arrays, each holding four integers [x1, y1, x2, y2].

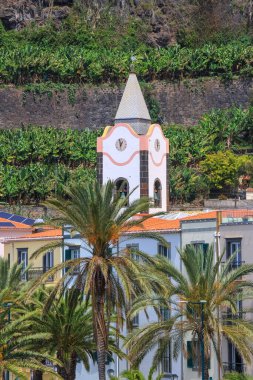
[[27, 267, 54, 282], [223, 362, 246, 373], [221, 261, 245, 273], [222, 311, 246, 324], [222, 210, 253, 225]]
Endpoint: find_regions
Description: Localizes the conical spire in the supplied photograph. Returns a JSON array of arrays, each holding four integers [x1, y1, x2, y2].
[[115, 73, 151, 135]]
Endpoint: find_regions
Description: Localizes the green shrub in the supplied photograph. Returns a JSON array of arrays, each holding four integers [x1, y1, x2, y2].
[[1, 18, 253, 84], [223, 372, 253, 380]]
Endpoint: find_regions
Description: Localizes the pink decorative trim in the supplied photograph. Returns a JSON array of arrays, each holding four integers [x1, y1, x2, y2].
[[147, 124, 169, 153], [103, 151, 139, 166], [100, 123, 138, 140], [149, 152, 166, 167], [140, 136, 148, 150], [97, 139, 103, 152]]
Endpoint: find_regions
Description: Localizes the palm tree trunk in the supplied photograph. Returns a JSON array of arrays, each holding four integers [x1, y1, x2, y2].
[[204, 363, 209, 380], [57, 351, 68, 380], [94, 271, 107, 380], [32, 370, 43, 380], [68, 352, 77, 380]]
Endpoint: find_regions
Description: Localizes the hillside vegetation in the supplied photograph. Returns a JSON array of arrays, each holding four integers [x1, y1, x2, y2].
[[0, 1, 253, 205], [1, 19, 253, 84], [0, 108, 252, 205]]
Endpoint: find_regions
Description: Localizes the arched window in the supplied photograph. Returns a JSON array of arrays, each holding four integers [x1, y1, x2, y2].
[[115, 178, 129, 206], [154, 179, 162, 207]]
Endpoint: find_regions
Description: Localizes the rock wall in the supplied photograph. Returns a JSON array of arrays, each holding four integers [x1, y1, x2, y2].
[[0, 78, 252, 129]]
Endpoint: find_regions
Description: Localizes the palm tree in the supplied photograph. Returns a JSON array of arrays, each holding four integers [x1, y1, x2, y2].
[[0, 258, 27, 327], [126, 244, 253, 380], [0, 313, 59, 380], [30, 180, 165, 380], [23, 288, 96, 380], [111, 367, 164, 380]]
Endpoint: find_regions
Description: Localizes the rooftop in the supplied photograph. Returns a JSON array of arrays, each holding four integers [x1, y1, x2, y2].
[[3, 228, 62, 242], [115, 73, 151, 134]]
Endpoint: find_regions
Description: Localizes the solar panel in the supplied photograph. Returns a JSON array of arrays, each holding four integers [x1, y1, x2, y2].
[[0, 212, 12, 219], [9, 215, 26, 223], [0, 222, 14, 227], [23, 218, 35, 226], [0, 212, 35, 226]]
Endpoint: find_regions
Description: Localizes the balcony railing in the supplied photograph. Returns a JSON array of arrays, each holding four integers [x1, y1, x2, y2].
[[222, 210, 253, 224], [27, 267, 54, 282], [221, 261, 245, 272], [223, 362, 246, 373]]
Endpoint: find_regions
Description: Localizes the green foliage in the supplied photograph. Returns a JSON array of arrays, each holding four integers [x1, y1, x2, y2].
[[0, 105, 252, 204], [223, 372, 253, 380], [200, 152, 251, 192], [164, 107, 253, 202], [0, 126, 99, 204], [1, 18, 253, 84], [126, 245, 253, 371]]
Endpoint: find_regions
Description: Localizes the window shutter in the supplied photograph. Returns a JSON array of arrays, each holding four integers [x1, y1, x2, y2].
[[43, 254, 47, 272], [187, 341, 193, 368], [203, 243, 209, 254], [65, 249, 72, 261]]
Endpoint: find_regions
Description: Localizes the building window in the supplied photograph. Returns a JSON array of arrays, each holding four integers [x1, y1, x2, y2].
[[226, 239, 242, 269], [158, 243, 171, 260], [161, 344, 171, 374], [43, 250, 54, 281], [65, 247, 80, 274], [43, 250, 54, 272], [115, 178, 129, 205], [190, 242, 209, 254], [132, 313, 139, 328], [126, 243, 139, 262], [160, 307, 170, 321], [187, 341, 210, 370], [17, 248, 28, 281], [154, 179, 162, 207]]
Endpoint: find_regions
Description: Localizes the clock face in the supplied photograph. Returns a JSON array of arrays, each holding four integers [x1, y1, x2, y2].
[[154, 139, 160, 152], [116, 138, 127, 151]]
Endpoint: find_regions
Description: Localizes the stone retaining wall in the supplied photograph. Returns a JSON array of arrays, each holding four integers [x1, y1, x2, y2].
[[0, 78, 252, 129]]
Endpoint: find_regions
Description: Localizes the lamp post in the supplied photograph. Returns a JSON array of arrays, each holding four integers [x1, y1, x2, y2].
[[1, 303, 12, 380], [179, 300, 207, 380], [2, 302, 12, 322]]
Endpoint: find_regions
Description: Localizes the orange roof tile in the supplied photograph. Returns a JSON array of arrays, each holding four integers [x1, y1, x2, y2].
[[125, 218, 180, 233], [0, 217, 32, 229], [182, 211, 217, 221], [19, 228, 63, 239]]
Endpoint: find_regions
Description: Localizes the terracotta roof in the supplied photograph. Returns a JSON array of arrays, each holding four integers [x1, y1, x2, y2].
[[181, 211, 217, 221], [125, 218, 180, 233], [0, 217, 32, 229], [3, 228, 63, 243], [19, 228, 62, 239]]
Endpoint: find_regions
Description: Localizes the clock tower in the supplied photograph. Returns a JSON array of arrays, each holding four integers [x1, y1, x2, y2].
[[97, 73, 169, 212]]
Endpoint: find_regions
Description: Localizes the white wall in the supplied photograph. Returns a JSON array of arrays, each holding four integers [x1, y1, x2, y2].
[[64, 231, 182, 379], [100, 124, 141, 204], [119, 232, 182, 379], [148, 125, 168, 213]]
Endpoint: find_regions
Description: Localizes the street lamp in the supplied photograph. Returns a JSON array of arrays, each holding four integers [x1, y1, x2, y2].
[[2, 302, 12, 322], [179, 300, 207, 380]]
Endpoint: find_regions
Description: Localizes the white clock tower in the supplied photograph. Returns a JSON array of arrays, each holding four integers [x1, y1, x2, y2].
[[97, 73, 169, 212]]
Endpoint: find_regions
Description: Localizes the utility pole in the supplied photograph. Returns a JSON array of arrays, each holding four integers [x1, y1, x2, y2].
[[215, 211, 222, 380]]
